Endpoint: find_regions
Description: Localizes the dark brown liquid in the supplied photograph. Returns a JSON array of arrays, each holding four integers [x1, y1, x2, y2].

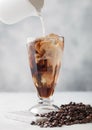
[[36, 86, 54, 98], [30, 57, 58, 98]]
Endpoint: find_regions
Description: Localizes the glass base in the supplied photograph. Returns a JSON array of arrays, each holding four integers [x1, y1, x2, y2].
[[29, 98, 59, 115], [5, 97, 59, 123]]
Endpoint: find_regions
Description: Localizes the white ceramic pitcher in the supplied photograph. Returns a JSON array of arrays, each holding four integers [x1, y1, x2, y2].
[[0, 0, 44, 24]]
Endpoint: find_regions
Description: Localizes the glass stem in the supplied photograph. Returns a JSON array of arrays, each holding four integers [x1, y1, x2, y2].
[[38, 97, 53, 106]]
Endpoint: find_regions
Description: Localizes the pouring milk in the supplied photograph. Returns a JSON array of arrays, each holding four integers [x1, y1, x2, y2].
[[0, 0, 44, 24]]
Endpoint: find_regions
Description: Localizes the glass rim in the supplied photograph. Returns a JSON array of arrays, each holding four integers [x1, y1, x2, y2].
[[27, 35, 64, 44]]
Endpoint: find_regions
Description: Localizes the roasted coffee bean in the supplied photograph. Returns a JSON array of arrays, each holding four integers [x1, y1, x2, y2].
[[31, 102, 92, 128], [42, 123, 47, 127], [58, 123, 62, 127], [31, 121, 36, 125], [56, 113, 60, 117], [35, 114, 39, 116]]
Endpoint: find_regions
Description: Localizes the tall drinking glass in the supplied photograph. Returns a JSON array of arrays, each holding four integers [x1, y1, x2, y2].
[[27, 34, 64, 114]]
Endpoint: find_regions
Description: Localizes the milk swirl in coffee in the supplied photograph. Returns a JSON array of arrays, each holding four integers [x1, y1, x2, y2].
[[27, 34, 64, 98]]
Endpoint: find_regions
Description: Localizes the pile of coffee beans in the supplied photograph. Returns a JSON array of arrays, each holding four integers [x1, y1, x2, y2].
[[31, 102, 92, 127]]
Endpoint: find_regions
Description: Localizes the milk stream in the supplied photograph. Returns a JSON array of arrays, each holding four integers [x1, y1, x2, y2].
[[39, 14, 45, 36], [40, 16, 45, 36]]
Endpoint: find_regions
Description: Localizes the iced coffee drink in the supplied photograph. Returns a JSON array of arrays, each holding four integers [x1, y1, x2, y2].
[[27, 34, 64, 98]]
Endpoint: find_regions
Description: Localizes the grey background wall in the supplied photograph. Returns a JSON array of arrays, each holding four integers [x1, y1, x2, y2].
[[0, 0, 92, 92]]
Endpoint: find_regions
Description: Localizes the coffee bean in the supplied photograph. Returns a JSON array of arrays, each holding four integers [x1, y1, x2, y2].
[[65, 122, 72, 125], [40, 124, 44, 127], [74, 120, 80, 124], [66, 115, 70, 119], [35, 114, 39, 116], [31, 121, 36, 125], [58, 123, 62, 127], [52, 120, 58, 126], [86, 115, 91, 120], [31, 102, 92, 127], [43, 124, 48, 128], [56, 113, 60, 117]]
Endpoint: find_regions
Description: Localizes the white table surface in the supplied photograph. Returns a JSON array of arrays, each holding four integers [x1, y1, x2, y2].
[[0, 92, 92, 130]]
